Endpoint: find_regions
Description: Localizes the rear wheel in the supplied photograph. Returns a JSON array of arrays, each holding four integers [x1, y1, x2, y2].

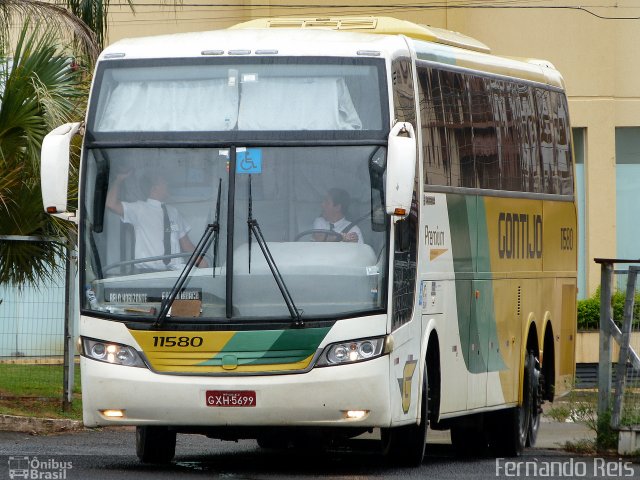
[[527, 355, 542, 447], [381, 364, 428, 466], [136, 426, 176, 464]]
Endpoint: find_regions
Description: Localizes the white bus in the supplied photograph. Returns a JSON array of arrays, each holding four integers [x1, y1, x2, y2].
[[42, 17, 576, 465]]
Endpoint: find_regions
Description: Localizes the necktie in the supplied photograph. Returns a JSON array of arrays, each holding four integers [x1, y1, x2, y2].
[[161, 204, 171, 265], [329, 223, 335, 231]]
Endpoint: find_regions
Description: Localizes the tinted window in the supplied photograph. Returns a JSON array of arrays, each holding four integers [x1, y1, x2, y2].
[[417, 64, 574, 196]]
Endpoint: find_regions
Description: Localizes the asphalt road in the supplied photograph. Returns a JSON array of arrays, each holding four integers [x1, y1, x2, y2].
[[0, 426, 637, 480]]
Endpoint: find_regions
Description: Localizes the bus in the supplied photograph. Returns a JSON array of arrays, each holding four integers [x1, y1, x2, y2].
[[41, 16, 577, 465]]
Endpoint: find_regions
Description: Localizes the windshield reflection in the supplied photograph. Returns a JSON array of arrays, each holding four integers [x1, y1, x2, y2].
[[82, 146, 388, 321]]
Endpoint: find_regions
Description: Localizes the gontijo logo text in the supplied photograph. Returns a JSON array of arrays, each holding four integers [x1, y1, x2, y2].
[[497, 212, 542, 259]]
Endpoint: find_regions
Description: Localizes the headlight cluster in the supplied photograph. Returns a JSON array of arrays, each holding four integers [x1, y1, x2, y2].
[[316, 337, 386, 366], [82, 337, 146, 368]]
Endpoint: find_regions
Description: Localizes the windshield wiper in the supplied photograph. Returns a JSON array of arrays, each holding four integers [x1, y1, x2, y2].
[[247, 175, 304, 327], [153, 179, 222, 329]]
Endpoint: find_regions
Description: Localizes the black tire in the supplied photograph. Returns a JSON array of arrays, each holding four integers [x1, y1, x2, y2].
[[381, 364, 428, 466], [487, 351, 536, 457], [488, 406, 523, 457], [527, 355, 542, 447], [136, 426, 176, 464]]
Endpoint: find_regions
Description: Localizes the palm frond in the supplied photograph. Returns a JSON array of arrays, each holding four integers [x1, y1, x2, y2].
[[0, 159, 21, 211], [0, 22, 81, 285], [0, 23, 82, 170], [0, 0, 99, 61]]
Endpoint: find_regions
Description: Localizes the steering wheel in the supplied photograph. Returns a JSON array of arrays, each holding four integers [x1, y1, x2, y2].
[[294, 229, 344, 242]]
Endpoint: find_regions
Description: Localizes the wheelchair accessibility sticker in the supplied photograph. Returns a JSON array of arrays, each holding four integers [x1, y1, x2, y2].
[[236, 148, 262, 174]]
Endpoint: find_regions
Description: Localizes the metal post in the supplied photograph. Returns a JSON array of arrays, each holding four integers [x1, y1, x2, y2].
[[598, 261, 613, 419], [62, 239, 77, 411]]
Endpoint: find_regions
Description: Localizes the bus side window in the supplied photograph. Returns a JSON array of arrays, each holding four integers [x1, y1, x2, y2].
[[551, 91, 574, 195], [501, 81, 524, 191], [470, 77, 500, 190], [418, 67, 451, 187], [535, 88, 558, 194]]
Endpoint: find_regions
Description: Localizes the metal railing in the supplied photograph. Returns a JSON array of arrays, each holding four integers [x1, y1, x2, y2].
[[0, 236, 77, 411], [595, 259, 640, 431]]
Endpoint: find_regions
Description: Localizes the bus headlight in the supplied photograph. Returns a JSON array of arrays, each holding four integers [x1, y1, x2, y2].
[[82, 337, 146, 368], [316, 337, 386, 366]]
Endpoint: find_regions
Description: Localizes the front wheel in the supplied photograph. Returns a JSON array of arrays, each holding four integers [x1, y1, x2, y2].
[[136, 426, 176, 464], [488, 351, 537, 456], [381, 364, 428, 466]]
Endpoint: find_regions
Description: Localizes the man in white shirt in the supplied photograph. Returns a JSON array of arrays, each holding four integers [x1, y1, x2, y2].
[[312, 188, 363, 243], [106, 171, 206, 270]]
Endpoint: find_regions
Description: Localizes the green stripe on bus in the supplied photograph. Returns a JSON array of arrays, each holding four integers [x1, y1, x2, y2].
[[199, 326, 330, 366], [476, 198, 506, 372], [448, 195, 506, 374]]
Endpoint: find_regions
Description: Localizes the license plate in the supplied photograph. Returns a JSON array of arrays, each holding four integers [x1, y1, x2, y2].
[[205, 390, 256, 407]]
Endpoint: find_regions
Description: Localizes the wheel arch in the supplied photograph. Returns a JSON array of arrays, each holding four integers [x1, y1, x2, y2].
[[424, 328, 441, 424], [525, 315, 540, 358]]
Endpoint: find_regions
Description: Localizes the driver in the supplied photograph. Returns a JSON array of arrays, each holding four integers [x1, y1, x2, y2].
[[312, 188, 363, 243], [106, 170, 207, 270]]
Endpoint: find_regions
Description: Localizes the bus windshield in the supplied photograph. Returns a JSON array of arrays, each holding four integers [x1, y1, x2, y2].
[[82, 144, 388, 321], [81, 58, 389, 323]]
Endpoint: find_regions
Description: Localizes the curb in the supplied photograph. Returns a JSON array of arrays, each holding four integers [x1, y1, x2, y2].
[[0, 415, 83, 434]]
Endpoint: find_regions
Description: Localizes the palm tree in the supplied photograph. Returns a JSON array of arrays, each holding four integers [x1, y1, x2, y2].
[[0, 0, 99, 60], [0, 23, 84, 285], [65, 0, 134, 51]]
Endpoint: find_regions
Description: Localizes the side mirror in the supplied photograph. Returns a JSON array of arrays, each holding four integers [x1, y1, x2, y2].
[[385, 122, 417, 218], [41, 122, 82, 222]]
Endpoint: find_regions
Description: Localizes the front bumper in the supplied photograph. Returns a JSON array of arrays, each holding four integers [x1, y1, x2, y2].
[[81, 354, 392, 428]]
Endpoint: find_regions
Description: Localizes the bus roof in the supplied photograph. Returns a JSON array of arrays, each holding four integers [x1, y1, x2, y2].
[[230, 16, 492, 54], [100, 17, 564, 89]]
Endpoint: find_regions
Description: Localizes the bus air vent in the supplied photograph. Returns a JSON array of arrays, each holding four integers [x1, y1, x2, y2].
[[266, 18, 378, 30]]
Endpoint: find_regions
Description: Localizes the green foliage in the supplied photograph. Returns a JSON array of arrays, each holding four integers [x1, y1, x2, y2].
[[66, 0, 134, 50], [597, 410, 619, 451], [545, 386, 617, 452], [0, 0, 99, 60], [577, 295, 600, 330], [0, 363, 82, 420], [0, 23, 85, 285], [562, 438, 597, 454], [0, 363, 81, 397], [577, 286, 640, 331]]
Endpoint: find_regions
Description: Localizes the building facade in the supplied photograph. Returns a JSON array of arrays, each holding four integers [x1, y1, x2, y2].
[[104, 0, 639, 298]]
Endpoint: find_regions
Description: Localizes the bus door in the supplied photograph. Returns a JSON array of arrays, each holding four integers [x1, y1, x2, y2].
[[389, 202, 421, 425]]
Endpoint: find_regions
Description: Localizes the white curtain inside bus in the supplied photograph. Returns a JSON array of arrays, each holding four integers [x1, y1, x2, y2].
[[96, 77, 362, 132]]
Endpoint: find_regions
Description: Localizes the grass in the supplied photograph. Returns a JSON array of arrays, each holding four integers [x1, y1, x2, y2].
[[544, 390, 624, 453], [0, 363, 82, 420]]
